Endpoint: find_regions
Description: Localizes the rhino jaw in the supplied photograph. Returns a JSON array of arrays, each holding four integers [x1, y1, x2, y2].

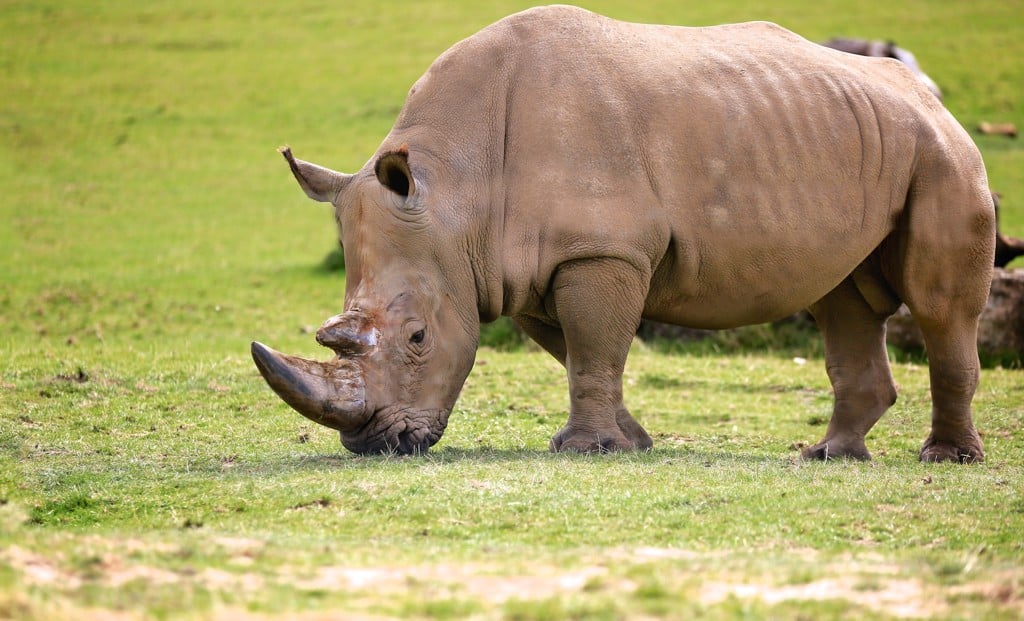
[[251, 341, 369, 432], [339, 406, 452, 456]]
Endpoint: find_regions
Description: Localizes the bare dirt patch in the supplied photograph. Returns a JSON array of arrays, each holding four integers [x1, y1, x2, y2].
[[4, 540, 1022, 619], [701, 576, 937, 618], [293, 562, 615, 604]]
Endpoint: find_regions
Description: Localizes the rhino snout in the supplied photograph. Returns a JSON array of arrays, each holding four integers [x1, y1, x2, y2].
[[340, 407, 451, 455]]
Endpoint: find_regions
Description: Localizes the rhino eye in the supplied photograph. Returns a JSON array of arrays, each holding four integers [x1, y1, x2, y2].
[[409, 329, 425, 344]]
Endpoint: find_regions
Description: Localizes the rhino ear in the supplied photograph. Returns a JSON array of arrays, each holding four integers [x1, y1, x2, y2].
[[279, 146, 351, 203], [374, 146, 415, 198]]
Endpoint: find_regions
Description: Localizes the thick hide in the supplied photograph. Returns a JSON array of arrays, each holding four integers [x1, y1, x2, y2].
[[254, 6, 994, 461]]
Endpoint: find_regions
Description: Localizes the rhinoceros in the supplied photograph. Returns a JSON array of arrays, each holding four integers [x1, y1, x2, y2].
[[252, 5, 994, 461]]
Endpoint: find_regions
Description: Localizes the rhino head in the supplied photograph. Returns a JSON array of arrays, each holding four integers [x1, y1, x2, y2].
[[252, 147, 482, 455]]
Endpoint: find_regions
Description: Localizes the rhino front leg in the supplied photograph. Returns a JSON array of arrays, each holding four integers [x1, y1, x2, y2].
[[804, 276, 898, 461], [515, 314, 653, 450], [614, 405, 654, 450], [543, 258, 652, 453]]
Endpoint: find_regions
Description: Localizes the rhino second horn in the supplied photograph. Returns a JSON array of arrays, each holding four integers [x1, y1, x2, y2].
[[251, 341, 369, 432], [316, 312, 377, 356]]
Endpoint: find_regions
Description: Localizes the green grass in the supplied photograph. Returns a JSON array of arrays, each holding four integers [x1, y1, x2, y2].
[[3, 345, 1023, 619], [2, 1, 1023, 619]]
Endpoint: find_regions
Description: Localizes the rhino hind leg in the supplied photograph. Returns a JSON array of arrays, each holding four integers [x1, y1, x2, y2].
[[803, 276, 899, 461], [540, 258, 653, 453], [898, 177, 992, 463], [912, 316, 986, 463]]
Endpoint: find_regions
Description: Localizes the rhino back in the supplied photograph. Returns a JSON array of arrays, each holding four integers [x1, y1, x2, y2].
[[384, 6, 974, 327]]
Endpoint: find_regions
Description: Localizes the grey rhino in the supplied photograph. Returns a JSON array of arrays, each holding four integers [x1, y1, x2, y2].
[[252, 5, 994, 461]]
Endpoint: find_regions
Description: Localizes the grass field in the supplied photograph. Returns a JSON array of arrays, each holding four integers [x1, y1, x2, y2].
[[2, 1, 1022, 619]]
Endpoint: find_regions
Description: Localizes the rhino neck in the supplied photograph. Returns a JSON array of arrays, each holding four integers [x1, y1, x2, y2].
[[367, 139, 505, 325], [470, 211, 505, 324], [381, 33, 513, 325]]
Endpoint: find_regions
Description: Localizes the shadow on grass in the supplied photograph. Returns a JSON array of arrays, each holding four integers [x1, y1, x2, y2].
[[288, 445, 808, 469], [636, 374, 828, 396]]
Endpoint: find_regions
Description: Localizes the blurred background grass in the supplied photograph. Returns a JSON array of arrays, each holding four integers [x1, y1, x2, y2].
[[1, 0, 1021, 366]]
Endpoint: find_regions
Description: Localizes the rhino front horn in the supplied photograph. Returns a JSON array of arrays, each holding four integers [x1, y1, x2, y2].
[[251, 341, 369, 432]]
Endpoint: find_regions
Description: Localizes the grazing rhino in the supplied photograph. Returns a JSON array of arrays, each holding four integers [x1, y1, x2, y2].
[[252, 5, 994, 461]]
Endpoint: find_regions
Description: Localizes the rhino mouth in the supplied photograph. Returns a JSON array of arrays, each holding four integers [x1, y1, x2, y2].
[[340, 406, 451, 456]]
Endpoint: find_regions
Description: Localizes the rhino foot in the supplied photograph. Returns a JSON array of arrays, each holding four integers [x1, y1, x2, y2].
[[801, 437, 872, 461], [549, 411, 655, 453], [550, 427, 637, 453], [919, 430, 984, 463], [615, 408, 654, 450]]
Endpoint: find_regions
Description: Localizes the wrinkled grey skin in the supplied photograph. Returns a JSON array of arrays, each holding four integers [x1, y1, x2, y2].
[[253, 6, 994, 461]]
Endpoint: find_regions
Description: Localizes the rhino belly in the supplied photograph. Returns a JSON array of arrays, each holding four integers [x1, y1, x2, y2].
[[643, 217, 888, 329]]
